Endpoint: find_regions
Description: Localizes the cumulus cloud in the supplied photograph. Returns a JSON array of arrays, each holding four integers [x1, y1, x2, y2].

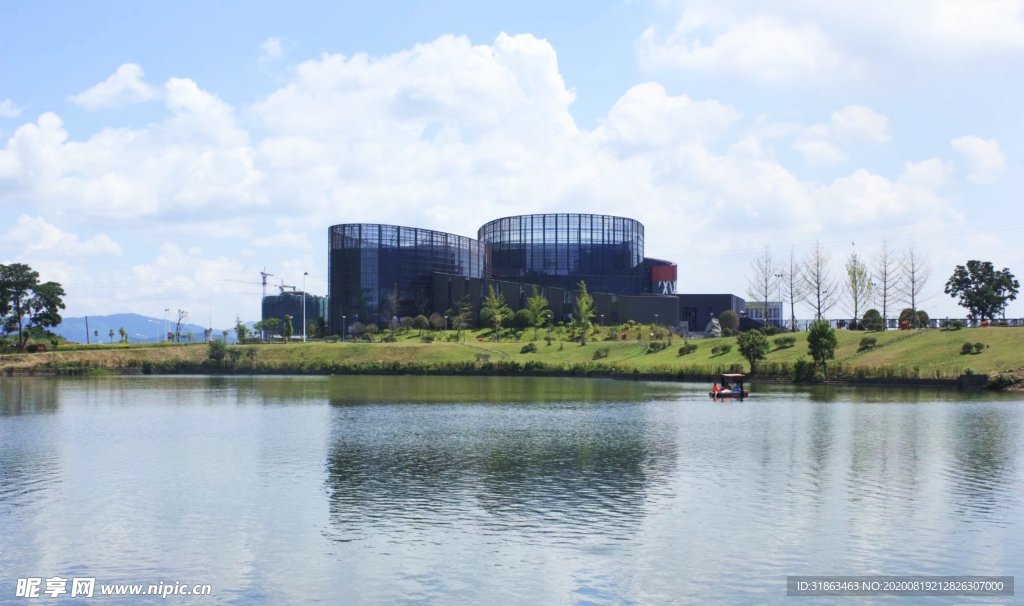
[[0, 32, 992, 322], [951, 135, 1006, 184], [69, 63, 158, 110], [0, 99, 21, 118]]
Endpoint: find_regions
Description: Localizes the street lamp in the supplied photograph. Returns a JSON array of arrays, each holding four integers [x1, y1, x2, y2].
[[163, 308, 169, 343], [445, 315, 450, 331], [600, 313, 604, 326], [302, 271, 308, 343], [654, 313, 659, 326], [774, 273, 784, 328], [342, 315, 347, 342]]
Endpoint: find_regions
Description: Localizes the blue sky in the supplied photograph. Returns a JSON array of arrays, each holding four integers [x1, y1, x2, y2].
[[2, 0, 1022, 327]]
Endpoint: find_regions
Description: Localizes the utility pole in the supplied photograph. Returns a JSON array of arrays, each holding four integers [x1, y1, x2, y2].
[[85, 316, 90, 345]]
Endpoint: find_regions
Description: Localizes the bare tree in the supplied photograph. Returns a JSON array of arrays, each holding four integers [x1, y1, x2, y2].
[[872, 240, 900, 329], [844, 251, 873, 327], [802, 241, 839, 320], [746, 246, 778, 327], [900, 245, 931, 327], [780, 248, 804, 331], [174, 309, 188, 343]]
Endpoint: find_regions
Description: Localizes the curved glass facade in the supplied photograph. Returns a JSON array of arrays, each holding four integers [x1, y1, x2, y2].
[[328, 224, 483, 332], [478, 214, 645, 294]]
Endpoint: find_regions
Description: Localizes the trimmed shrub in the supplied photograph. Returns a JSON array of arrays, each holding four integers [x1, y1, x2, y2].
[[858, 337, 877, 351], [592, 347, 610, 360], [773, 336, 796, 349], [973, 342, 985, 354], [420, 334, 435, 343], [645, 341, 669, 354], [943, 319, 964, 330], [520, 342, 538, 354], [862, 309, 884, 331], [961, 342, 974, 355], [474, 353, 491, 362], [678, 343, 698, 356]]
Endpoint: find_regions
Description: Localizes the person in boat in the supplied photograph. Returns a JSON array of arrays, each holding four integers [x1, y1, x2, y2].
[[712, 381, 720, 395], [721, 379, 731, 390]]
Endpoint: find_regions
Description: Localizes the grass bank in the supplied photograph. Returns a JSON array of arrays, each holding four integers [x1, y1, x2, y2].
[[3, 326, 1023, 389]]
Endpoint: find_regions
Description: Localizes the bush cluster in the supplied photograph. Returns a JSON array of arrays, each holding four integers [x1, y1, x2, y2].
[[677, 343, 698, 356], [961, 342, 986, 355], [592, 347, 610, 360], [858, 337, 877, 351], [520, 342, 538, 354], [711, 344, 733, 356], [644, 341, 669, 354]]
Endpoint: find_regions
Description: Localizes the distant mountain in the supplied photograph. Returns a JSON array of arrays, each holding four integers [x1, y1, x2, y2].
[[52, 313, 241, 344]]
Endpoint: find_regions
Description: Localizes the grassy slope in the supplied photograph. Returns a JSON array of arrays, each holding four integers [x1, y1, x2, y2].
[[5, 326, 1023, 379]]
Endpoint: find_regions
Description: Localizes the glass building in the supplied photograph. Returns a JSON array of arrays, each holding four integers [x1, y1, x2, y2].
[[477, 213, 645, 294], [328, 223, 484, 333]]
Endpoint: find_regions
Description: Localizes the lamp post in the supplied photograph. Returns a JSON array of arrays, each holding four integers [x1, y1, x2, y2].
[[342, 315, 347, 342], [445, 315, 450, 332], [774, 273, 784, 328], [600, 313, 604, 326], [654, 313, 659, 326], [302, 271, 308, 343], [163, 308, 169, 343]]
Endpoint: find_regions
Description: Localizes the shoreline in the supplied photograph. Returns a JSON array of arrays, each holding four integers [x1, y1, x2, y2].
[[0, 361, 1000, 392]]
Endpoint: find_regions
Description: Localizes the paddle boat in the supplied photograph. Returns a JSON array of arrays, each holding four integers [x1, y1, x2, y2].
[[709, 373, 749, 400]]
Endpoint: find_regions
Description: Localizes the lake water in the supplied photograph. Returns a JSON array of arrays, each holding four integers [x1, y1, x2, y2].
[[0, 376, 1021, 604]]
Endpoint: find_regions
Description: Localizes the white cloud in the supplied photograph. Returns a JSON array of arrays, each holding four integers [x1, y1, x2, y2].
[[830, 105, 890, 143], [640, 12, 866, 84], [1, 215, 121, 257], [260, 37, 284, 62], [640, 1, 1024, 84], [788, 105, 890, 166], [1, 32, 1006, 323], [596, 82, 740, 152], [950, 135, 1006, 184], [0, 99, 21, 118], [69, 63, 158, 110]]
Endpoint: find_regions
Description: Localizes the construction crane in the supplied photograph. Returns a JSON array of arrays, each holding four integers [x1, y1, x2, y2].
[[278, 280, 296, 294], [260, 268, 274, 299]]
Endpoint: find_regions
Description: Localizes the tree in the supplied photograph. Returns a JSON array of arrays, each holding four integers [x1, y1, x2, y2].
[[781, 248, 803, 331], [802, 241, 838, 320], [944, 260, 1020, 322], [413, 314, 429, 336], [260, 317, 280, 340], [452, 294, 474, 341], [861, 309, 884, 332], [719, 310, 739, 332], [899, 245, 930, 327], [364, 323, 379, 342], [524, 285, 551, 340], [807, 320, 838, 369], [873, 241, 900, 330], [0, 263, 67, 349], [383, 285, 400, 337], [572, 280, 596, 345], [480, 285, 512, 341], [108, 328, 115, 344], [174, 309, 188, 343], [736, 330, 770, 373], [428, 312, 445, 331], [844, 252, 873, 329], [282, 314, 294, 342], [234, 316, 249, 343], [746, 246, 778, 327], [118, 327, 128, 343]]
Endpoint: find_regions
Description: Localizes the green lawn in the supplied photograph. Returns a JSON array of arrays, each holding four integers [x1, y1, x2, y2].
[[5, 326, 1023, 382]]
